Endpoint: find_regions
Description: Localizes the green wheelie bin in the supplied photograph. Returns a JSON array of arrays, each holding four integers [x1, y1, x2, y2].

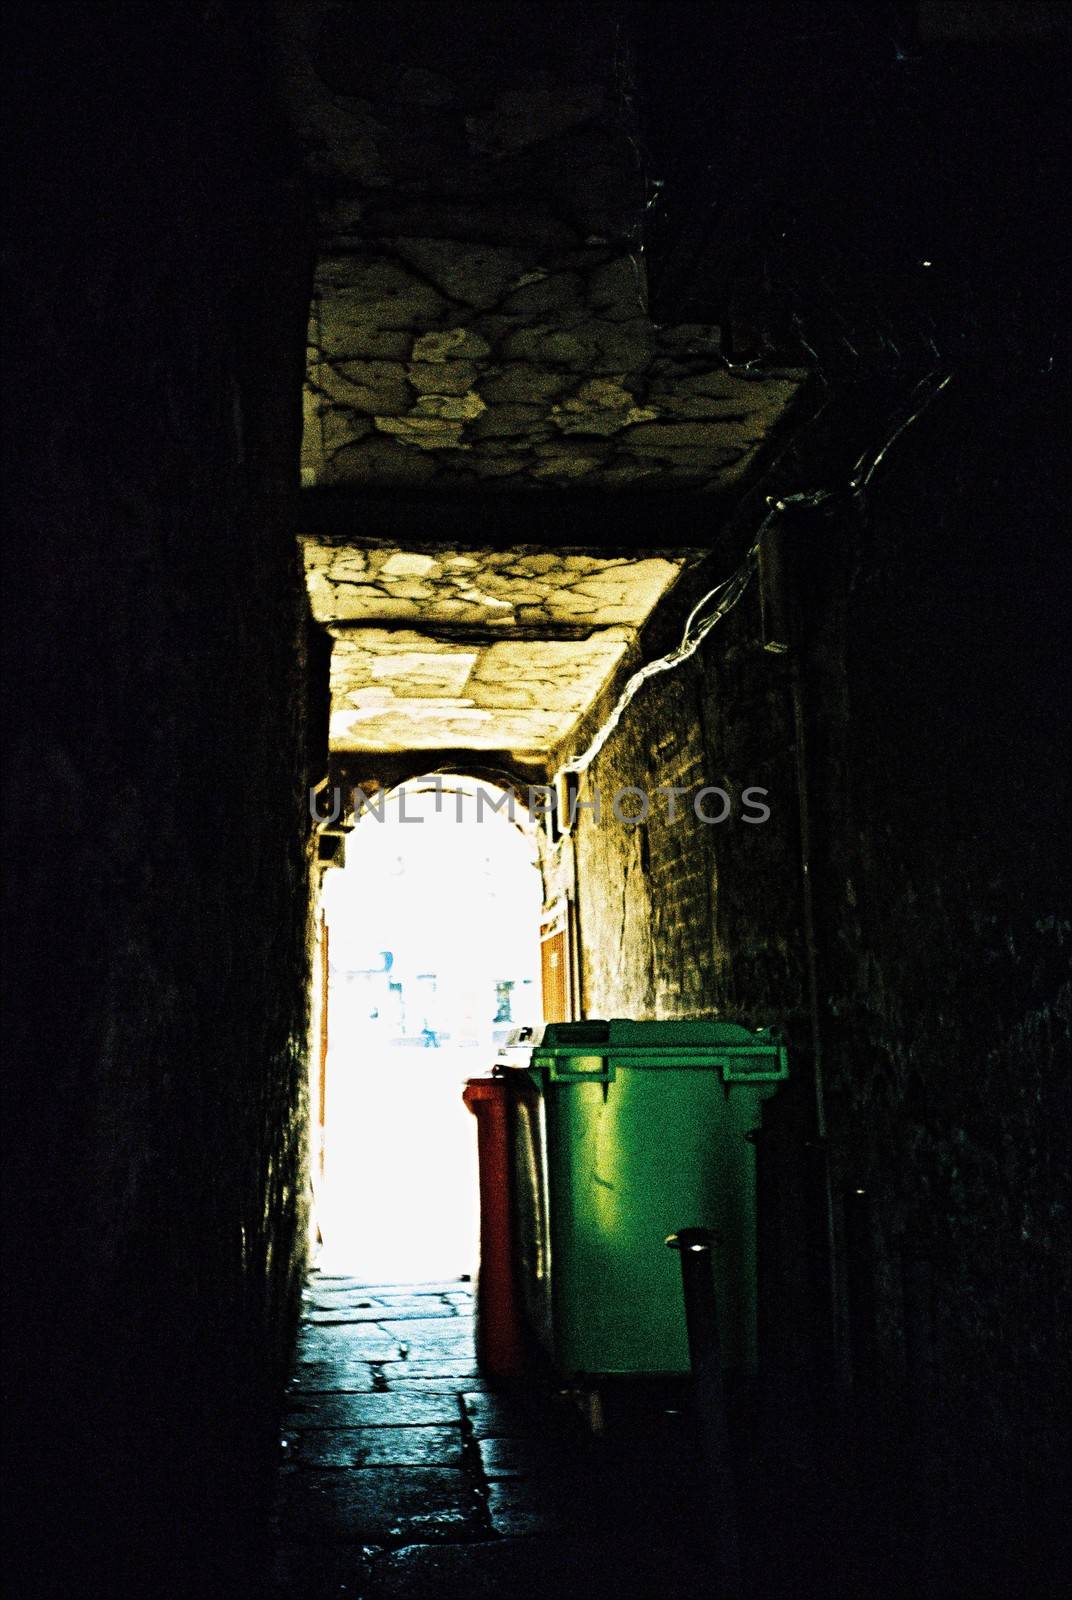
[[513, 1019, 788, 1376]]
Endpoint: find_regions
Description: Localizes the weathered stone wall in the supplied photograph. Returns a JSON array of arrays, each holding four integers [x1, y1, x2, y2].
[[571, 362, 1070, 1586], [2, 6, 317, 1596], [279, 0, 803, 494]]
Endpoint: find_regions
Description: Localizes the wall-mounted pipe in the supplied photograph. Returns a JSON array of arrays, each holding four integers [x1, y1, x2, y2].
[[760, 517, 841, 1383]]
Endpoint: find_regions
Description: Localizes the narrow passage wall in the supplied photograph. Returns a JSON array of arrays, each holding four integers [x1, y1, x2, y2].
[[572, 365, 1070, 1589], [3, 6, 319, 1595]]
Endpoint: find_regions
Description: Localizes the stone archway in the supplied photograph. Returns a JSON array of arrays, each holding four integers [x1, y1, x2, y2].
[[313, 773, 544, 1281]]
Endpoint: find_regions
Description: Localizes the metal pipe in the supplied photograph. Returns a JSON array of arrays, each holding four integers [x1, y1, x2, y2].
[[789, 658, 828, 1144], [765, 510, 840, 1384], [666, 1228, 742, 1595]]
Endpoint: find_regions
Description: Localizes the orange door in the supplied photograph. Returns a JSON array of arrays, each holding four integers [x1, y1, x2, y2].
[[540, 900, 573, 1023]]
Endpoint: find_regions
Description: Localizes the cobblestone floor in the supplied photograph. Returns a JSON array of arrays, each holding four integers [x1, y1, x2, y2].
[[270, 1274, 718, 1600]]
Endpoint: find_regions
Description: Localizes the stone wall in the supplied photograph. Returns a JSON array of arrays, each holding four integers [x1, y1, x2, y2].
[[571, 361, 1070, 1587], [2, 6, 317, 1596]]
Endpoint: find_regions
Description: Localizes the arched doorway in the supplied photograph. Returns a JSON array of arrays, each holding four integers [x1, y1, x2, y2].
[[314, 776, 543, 1282]]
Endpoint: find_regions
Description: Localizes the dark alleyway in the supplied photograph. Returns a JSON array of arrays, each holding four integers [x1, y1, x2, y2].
[[4, 6, 1069, 1598]]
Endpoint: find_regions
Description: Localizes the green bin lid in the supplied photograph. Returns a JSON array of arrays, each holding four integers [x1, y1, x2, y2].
[[539, 1019, 764, 1049], [531, 1019, 788, 1082]]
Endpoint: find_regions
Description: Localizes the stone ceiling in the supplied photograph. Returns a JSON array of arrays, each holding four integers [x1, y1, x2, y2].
[[302, 256, 801, 494], [279, 0, 808, 764], [304, 542, 686, 758]]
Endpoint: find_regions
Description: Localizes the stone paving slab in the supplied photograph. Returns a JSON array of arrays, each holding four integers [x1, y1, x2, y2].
[[380, 1312, 476, 1337], [381, 1374, 492, 1394], [302, 1305, 412, 1331], [376, 1327, 476, 1363], [278, 1466, 482, 1544], [283, 1425, 464, 1469], [305, 1294, 462, 1321], [485, 1480, 572, 1537], [298, 1326, 402, 1360], [461, 1388, 581, 1439], [305, 1306, 410, 1324], [310, 1277, 472, 1297], [376, 1353, 480, 1374], [303, 1287, 389, 1304], [369, 1294, 464, 1315], [286, 1391, 460, 1429], [288, 1362, 386, 1392], [299, 1323, 476, 1365], [477, 1434, 579, 1479], [290, 1360, 489, 1393], [380, 1318, 476, 1344]]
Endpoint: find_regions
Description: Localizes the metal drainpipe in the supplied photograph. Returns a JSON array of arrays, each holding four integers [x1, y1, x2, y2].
[[569, 834, 586, 1022], [759, 520, 841, 1381], [554, 774, 587, 1022]]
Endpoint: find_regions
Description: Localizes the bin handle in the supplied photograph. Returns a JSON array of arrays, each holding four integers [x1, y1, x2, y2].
[[535, 1045, 788, 1084]]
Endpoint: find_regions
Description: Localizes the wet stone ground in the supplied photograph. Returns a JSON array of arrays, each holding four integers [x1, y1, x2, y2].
[[268, 1273, 982, 1599], [270, 1274, 720, 1599]]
